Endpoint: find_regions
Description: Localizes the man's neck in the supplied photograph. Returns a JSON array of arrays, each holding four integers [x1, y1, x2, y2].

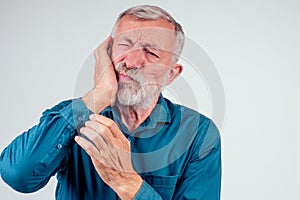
[[115, 96, 159, 133]]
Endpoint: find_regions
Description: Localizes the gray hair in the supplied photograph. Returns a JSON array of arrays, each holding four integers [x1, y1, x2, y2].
[[112, 5, 185, 63]]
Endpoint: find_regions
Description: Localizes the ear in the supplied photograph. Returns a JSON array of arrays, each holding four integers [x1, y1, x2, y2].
[[166, 63, 183, 85]]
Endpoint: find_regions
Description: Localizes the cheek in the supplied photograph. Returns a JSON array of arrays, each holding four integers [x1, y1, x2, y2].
[[141, 68, 169, 83], [143, 63, 170, 75]]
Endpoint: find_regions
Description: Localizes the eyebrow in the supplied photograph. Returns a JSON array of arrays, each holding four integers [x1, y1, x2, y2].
[[117, 36, 162, 52], [117, 37, 134, 45], [142, 43, 161, 52]]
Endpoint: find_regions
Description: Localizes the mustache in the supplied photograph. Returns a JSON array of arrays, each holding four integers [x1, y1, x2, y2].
[[115, 62, 142, 82]]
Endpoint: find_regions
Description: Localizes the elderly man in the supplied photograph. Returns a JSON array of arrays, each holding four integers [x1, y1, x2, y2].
[[0, 5, 221, 200]]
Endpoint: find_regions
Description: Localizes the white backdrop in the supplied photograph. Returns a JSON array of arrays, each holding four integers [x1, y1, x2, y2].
[[1, 0, 299, 199]]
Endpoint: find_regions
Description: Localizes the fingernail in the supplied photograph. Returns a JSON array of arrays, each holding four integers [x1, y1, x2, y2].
[[89, 114, 95, 119], [80, 127, 85, 133]]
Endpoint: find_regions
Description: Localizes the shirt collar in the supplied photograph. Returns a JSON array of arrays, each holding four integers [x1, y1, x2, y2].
[[101, 94, 171, 126], [149, 94, 171, 123]]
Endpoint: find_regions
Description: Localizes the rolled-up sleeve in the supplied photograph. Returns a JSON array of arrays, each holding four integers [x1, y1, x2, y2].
[[0, 98, 91, 193]]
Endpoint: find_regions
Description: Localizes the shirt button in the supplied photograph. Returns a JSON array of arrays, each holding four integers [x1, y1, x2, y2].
[[57, 144, 63, 149], [128, 137, 131, 143], [77, 116, 83, 121]]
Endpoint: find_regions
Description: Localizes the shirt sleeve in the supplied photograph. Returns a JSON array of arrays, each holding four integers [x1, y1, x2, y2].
[[0, 98, 92, 193], [173, 119, 222, 200], [134, 181, 162, 200]]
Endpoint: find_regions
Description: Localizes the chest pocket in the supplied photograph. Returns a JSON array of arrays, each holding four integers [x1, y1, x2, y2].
[[145, 175, 178, 199]]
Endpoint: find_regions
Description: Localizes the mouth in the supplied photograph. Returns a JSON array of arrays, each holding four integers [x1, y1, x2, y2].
[[118, 72, 135, 82]]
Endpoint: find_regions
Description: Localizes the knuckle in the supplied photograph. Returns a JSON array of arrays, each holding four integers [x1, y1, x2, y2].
[[86, 145, 93, 153], [101, 126, 110, 135], [106, 120, 114, 128], [89, 134, 96, 141], [94, 114, 101, 121], [90, 132, 100, 141], [103, 130, 111, 140]]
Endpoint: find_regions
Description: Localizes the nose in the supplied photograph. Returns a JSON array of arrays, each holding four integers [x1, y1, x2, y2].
[[124, 48, 145, 69]]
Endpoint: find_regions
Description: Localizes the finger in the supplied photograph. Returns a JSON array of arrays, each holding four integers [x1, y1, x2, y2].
[[75, 135, 101, 159], [79, 126, 107, 152], [85, 120, 115, 143], [96, 36, 112, 65], [100, 35, 112, 55], [94, 36, 113, 82], [94, 36, 112, 61], [89, 114, 124, 138]]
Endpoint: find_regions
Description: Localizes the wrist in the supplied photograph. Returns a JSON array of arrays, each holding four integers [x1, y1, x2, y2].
[[82, 89, 109, 113], [115, 173, 143, 200]]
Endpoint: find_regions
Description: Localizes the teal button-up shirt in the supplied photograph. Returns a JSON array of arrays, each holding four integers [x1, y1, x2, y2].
[[0, 95, 221, 199]]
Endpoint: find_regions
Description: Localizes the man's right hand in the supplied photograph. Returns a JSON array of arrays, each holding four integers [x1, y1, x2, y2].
[[82, 36, 118, 113]]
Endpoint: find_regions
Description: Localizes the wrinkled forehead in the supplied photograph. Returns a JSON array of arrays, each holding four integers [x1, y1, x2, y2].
[[113, 16, 177, 51]]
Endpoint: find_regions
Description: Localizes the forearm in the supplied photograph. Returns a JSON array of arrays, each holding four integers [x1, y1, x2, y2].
[[0, 99, 91, 192], [82, 89, 109, 114], [0, 117, 72, 192]]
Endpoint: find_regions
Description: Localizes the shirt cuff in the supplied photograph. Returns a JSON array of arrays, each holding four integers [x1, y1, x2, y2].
[[59, 98, 92, 131], [134, 181, 162, 200]]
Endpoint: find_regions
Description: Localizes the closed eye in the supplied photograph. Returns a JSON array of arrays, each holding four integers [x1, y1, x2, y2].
[[145, 49, 159, 58], [118, 43, 132, 51], [118, 43, 130, 47]]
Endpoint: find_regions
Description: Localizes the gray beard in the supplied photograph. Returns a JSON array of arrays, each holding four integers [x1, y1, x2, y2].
[[114, 61, 167, 110], [117, 82, 162, 110]]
